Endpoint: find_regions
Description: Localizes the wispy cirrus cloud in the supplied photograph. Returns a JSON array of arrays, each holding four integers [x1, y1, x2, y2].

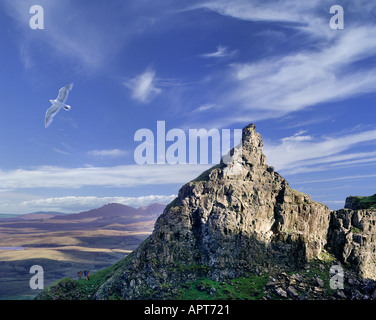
[[200, 45, 236, 59], [124, 69, 162, 103], [190, 0, 329, 39], [0, 164, 211, 190], [87, 149, 127, 157], [263, 129, 376, 175], [280, 130, 312, 143], [190, 26, 376, 127], [193, 103, 216, 113], [193, 0, 313, 23], [3, 0, 105, 69], [184, 1, 376, 128], [191, 0, 376, 37], [2, 0, 160, 70], [294, 174, 376, 185]]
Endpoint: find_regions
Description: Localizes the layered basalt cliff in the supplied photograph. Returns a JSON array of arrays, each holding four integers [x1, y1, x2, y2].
[[327, 208, 376, 279]]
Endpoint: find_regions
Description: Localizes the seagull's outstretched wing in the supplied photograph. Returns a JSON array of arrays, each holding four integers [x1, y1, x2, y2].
[[45, 104, 60, 128], [56, 83, 74, 103]]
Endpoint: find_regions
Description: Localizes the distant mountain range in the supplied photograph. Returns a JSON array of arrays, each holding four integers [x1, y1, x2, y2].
[[0, 212, 67, 221], [0, 202, 166, 300], [52, 202, 164, 220], [0, 203, 166, 223], [0, 211, 66, 220], [0, 202, 167, 245], [47, 202, 166, 229]]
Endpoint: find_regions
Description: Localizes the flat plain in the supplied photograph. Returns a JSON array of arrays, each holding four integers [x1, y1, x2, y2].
[[0, 203, 164, 299]]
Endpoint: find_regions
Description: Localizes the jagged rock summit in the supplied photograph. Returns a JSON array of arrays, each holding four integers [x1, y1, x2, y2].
[[36, 124, 375, 300], [89, 123, 332, 299]]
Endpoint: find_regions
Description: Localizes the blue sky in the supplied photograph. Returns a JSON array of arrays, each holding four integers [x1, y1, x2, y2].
[[0, 0, 375, 214]]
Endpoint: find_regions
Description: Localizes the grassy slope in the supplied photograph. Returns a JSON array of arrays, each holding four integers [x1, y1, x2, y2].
[[175, 275, 269, 300], [349, 194, 376, 210], [37, 257, 127, 300], [171, 255, 337, 300], [40, 252, 339, 300]]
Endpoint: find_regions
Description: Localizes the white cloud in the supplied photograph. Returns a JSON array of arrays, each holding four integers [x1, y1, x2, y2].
[[194, 103, 216, 113], [191, 0, 329, 38], [200, 45, 236, 59], [184, 1, 376, 128], [281, 130, 312, 143], [294, 174, 376, 184], [21, 194, 177, 212], [124, 70, 162, 103], [263, 129, 376, 174], [231, 27, 376, 111], [2, 0, 145, 70], [87, 149, 127, 157], [0, 164, 212, 190], [194, 26, 376, 127], [192, 0, 376, 38], [193, 0, 302, 22]]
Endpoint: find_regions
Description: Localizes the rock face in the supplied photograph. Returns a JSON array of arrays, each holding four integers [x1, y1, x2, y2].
[[327, 208, 376, 279], [36, 123, 376, 300], [94, 124, 332, 299]]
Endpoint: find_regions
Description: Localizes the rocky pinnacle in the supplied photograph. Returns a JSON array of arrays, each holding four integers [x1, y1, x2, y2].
[[93, 123, 335, 299], [36, 123, 376, 300]]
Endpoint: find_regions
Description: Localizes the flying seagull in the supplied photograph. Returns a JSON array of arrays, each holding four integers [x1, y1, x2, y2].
[[45, 83, 74, 128]]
